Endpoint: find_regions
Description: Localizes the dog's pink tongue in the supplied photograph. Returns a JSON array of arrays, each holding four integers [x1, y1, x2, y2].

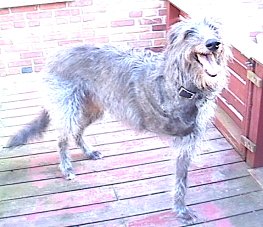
[[197, 54, 219, 76]]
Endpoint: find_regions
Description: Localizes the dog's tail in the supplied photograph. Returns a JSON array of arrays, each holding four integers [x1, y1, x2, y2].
[[6, 109, 50, 149]]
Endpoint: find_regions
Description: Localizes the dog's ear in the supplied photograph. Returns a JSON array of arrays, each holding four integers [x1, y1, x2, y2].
[[168, 19, 188, 45], [168, 14, 196, 45], [168, 29, 178, 45]]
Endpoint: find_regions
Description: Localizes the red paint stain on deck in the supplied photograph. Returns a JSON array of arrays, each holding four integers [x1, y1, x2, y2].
[[199, 203, 223, 217], [31, 179, 52, 189], [127, 211, 179, 227], [214, 219, 234, 227], [26, 212, 39, 222], [198, 203, 233, 226]]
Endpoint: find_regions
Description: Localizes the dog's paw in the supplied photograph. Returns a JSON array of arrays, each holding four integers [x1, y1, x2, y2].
[[173, 205, 199, 224], [87, 150, 103, 160], [59, 164, 76, 180], [65, 172, 76, 180]]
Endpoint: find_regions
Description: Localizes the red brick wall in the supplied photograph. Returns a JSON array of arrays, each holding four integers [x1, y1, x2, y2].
[[0, 0, 167, 76]]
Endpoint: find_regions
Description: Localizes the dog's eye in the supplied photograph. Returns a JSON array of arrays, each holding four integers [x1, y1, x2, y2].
[[184, 29, 196, 39], [209, 24, 217, 30]]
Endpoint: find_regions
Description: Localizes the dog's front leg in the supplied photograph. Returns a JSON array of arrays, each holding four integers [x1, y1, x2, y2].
[[173, 135, 197, 223]]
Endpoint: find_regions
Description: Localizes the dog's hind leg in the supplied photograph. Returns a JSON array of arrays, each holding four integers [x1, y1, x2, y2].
[[57, 130, 75, 180], [73, 125, 102, 160], [72, 98, 104, 160], [57, 108, 102, 179], [56, 90, 104, 179], [173, 135, 198, 223]]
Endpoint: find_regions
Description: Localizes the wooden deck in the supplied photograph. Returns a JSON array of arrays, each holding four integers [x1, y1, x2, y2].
[[1, 75, 263, 227]]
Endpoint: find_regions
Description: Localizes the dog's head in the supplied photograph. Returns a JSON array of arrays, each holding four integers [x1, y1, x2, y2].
[[166, 17, 232, 91]]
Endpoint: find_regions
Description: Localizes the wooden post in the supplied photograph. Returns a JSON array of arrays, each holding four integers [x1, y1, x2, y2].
[[245, 60, 263, 167], [166, 1, 180, 29]]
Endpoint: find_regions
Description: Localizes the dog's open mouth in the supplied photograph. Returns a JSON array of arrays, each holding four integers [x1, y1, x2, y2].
[[195, 52, 219, 77]]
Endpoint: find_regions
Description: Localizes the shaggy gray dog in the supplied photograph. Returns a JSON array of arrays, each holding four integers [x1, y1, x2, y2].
[[6, 17, 231, 223]]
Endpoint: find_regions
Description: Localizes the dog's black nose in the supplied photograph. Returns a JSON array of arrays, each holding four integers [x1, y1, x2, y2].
[[205, 39, 221, 51]]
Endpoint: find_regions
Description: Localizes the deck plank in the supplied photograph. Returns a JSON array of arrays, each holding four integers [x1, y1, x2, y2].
[[0, 135, 168, 159], [0, 98, 41, 111], [115, 175, 261, 202], [0, 106, 42, 119], [194, 210, 263, 227], [124, 191, 263, 227], [0, 147, 241, 173], [0, 193, 172, 227], [0, 186, 117, 219], [0, 148, 172, 185], [0, 161, 248, 202], [0, 133, 229, 160]]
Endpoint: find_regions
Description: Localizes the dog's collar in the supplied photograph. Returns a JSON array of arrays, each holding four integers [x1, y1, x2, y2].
[[178, 86, 196, 99]]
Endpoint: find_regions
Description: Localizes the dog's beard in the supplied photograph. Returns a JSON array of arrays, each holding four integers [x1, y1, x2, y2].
[[196, 69, 227, 91], [199, 73, 219, 90]]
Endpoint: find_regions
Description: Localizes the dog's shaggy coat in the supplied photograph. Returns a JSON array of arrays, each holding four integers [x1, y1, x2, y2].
[[6, 17, 231, 222]]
